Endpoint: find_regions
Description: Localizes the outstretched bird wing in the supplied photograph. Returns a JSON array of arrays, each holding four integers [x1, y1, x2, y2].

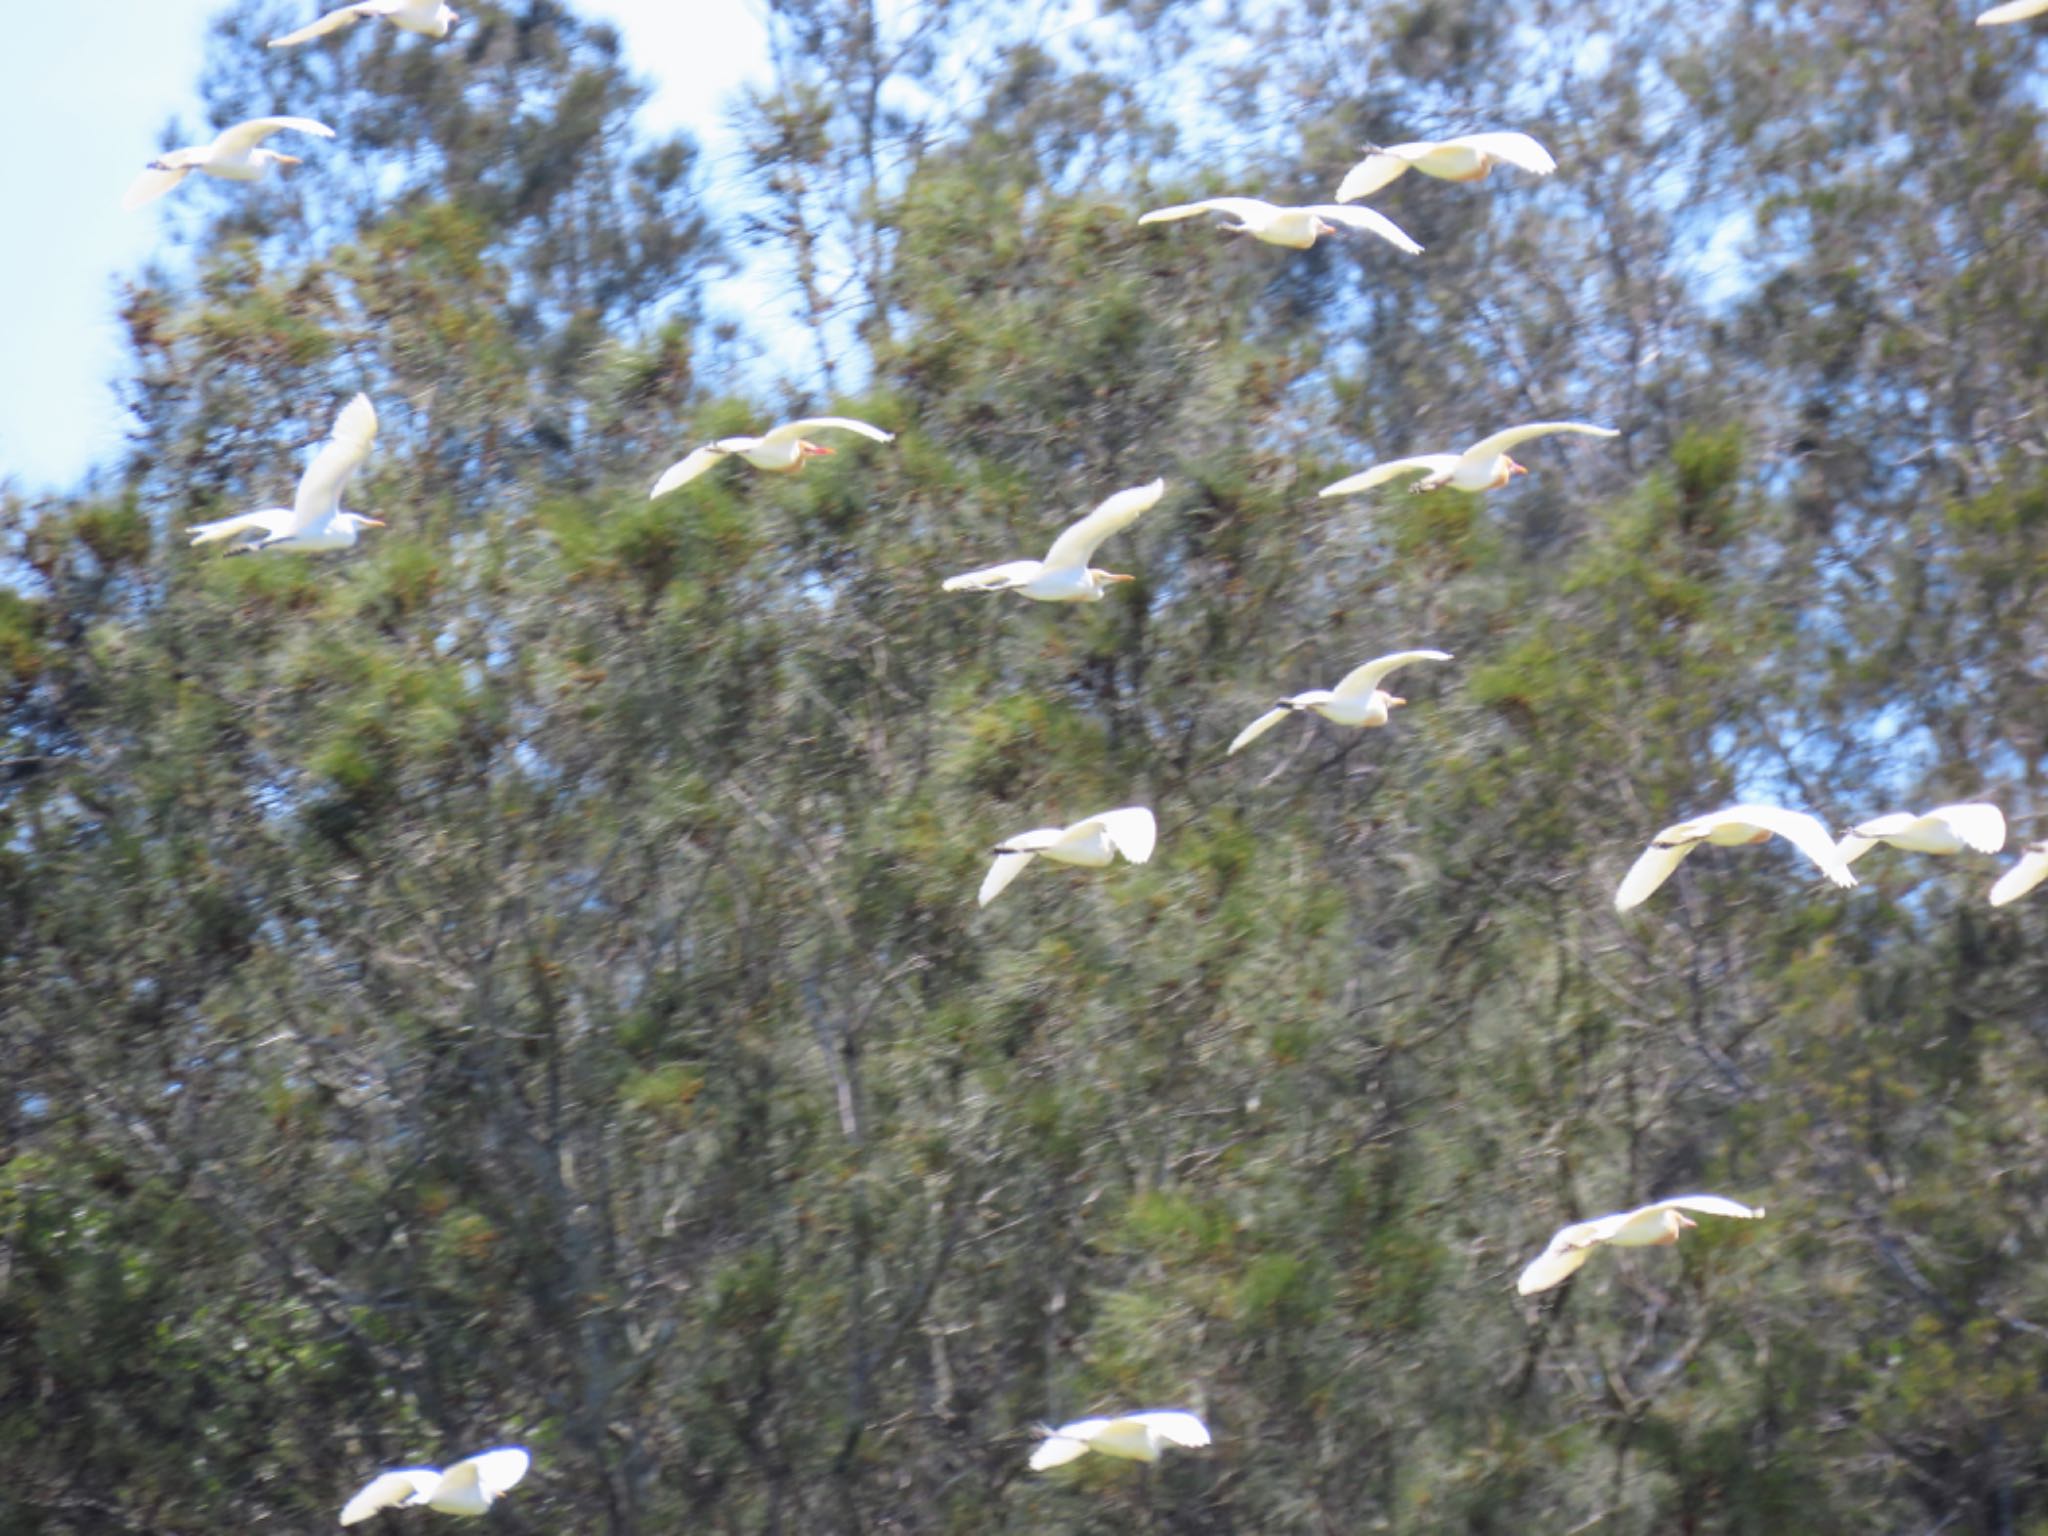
[[1458, 421, 1618, 468], [213, 115, 337, 156], [1330, 649, 1453, 701], [1137, 197, 1276, 226], [1318, 455, 1458, 498], [1450, 131, 1557, 176], [270, 3, 393, 47], [650, 445, 731, 498], [1300, 205, 1423, 254], [284, 393, 378, 534], [756, 416, 894, 447], [1228, 707, 1293, 756], [1040, 479, 1164, 572]]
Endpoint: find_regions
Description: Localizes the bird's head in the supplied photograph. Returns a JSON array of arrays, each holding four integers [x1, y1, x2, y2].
[[441, 4, 461, 31], [1659, 1211, 1698, 1244], [1313, 217, 1338, 239], [1506, 456, 1529, 478], [1384, 694, 1408, 709]]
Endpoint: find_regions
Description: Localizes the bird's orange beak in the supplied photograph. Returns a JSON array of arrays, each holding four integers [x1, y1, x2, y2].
[[361, 517, 386, 527], [1100, 571, 1136, 583], [1314, 218, 1337, 237], [275, 154, 302, 167], [801, 441, 835, 458], [1507, 457, 1528, 477], [1386, 695, 1407, 707]]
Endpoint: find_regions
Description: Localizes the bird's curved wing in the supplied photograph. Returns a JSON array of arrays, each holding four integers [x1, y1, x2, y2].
[[1301, 205, 1424, 254], [1040, 479, 1164, 571], [1137, 197, 1274, 226], [1648, 1194, 1764, 1222], [1318, 456, 1458, 498], [213, 116, 337, 156], [1720, 804, 1857, 889], [1978, 0, 2048, 22], [456, 1448, 530, 1499], [1330, 649, 1453, 701], [1934, 802, 2006, 854], [757, 416, 894, 447], [1614, 839, 1695, 911], [1990, 844, 2048, 907], [122, 165, 193, 210], [269, 4, 391, 46], [650, 446, 728, 498], [285, 393, 378, 535], [1029, 1419, 1107, 1469], [340, 1469, 439, 1525], [1515, 1228, 1601, 1294], [1451, 131, 1557, 176], [1334, 149, 1420, 203], [187, 508, 298, 547], [1228, 707, 1293, 756], [979, 852, 1038, 907], [1079, 806, 1156, 865], [1129, 1411, 1209, 1448], [1459, 421, 1619, 463], [942, 559, 1042, 593]]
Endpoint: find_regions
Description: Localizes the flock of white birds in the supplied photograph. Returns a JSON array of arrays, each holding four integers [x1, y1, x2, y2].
[[117, 0, 2048, 1513]]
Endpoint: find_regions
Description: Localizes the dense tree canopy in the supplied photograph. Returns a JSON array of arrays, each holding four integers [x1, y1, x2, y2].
[[3, 0, 2046, 1532]]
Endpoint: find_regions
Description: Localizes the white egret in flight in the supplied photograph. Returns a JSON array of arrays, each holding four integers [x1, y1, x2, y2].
[[943, 480, 1163, 603], [650, 417, 894, 498], [1028, 1411, 1211, 1470], [1336, 132, 1556, 203], [187, 394, 384, 555], [1137, 197, 1421, 253], [1615, 804, 1856, 911], [980, 807, 1156, 907], [1836, 803, 2006, 864], [1517, 1196, 1765, 1295], [123, 117, 334, 211], [1228, 650, 1452, 755], [340, 1448, 530, 1524], [1320, 423, 1618, 498], [270, 0, 458, 46]]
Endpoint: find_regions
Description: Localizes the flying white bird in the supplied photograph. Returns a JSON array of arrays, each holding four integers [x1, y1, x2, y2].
[[1028, 1411, 1211, 1471], [122, 117, 334, 211], [980, 807, 1156, 907], [1977, 0, 2048, 23], [1336, 131, 1557, 203], [187, 394, 384, 555], [1517, 1196, 1764, 1295], [1990, 841, 2048, 907], [340, 1447, 530, 1525], [270, 0, 459, 47], [1320, 422, 1619, 498], [943, 480, 1163, 603], [1836, 803, 2006, 864], [1136, 197, 1422, 253], [1615, 803, 1857, 911], [649, 417, 894, 498], [1228, 650, 1452, 755]]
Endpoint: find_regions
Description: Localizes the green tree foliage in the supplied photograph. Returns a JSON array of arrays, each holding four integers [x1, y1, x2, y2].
[[4, 0, 2047, 1532]]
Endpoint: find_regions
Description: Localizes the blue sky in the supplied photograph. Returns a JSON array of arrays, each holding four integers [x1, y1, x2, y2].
[[0, 1, 766, 496]]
